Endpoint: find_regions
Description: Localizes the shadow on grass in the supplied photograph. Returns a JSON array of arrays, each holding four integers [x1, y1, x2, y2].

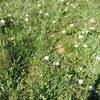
[[87, 74, 100, 100]]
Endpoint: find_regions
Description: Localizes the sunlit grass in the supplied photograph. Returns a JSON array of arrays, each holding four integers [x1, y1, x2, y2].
[[0, 0, 100, 100]]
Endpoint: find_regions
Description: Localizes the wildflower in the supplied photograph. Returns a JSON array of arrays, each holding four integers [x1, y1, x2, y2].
[[8, 13, 11, 17], [89, 27, 95, 31], [39, 10, 42, 14], [66, 2, 70, 5], [40, 74, 43, 77], [70, 23, 74, 27], [43, 56, 49, 61], [37, 4, 41, 7], [96, 56, 100, 61], [11, 19, 13, 22], [5, 3, 9, 6], [78, 79, 83, 85], [74, 43, 79, 48], [25, 18, 28, 22], [83, 44, 88, 48], [50, 34, 54, 37], [74, 44, 79, 48], [25, 14, 29, 17], [45, 13, 49, 16], [52, 20, 56, 24], [79, 67, 83, 71], [53, 61, 60, 66], [71, 4, 77, 8], [0, 19, 5, 25], [10, 37, 14, 40], [85, 30, 89, 33], [89, 85, 94, 91], [89, 18, 96, 24], [78, 35, 83, 39], [59, 0, 64, 2], [64, 8, 68, 11], [62, 30, 66, 34]]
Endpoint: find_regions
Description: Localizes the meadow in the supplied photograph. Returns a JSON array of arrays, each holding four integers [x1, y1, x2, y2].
[[0, 0, 100, 100]]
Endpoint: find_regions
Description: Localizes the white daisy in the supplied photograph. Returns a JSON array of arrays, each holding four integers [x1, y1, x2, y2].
[[39, 10, 42, 14], [89, 85, 94, 91], [8, 14, 11, 17], [70, 23, 74, 27], [25, 14, 29, 17], [59, 0, 64, 2], [89, 18, 96, 24], [79, 67, 83, 71], [78, 79, 83, 85], [62, 30, 66, 34], [85, 30, 89, 33], [74, 44, 79, 48], [0, 19, 5, 25], [78, 35, 83, 39], [25, 18, 29, 22], [10, 37, 14, 40], [71, 4, 76, 8], [53, 61, 60, 66], [45, 13, 49, 16], [64, 8, 68, 11], [11, 19, 13, 22], [43, 56, 49, 61], [83, 44, 88, 48], [66, 2, 70, 5], [89, 27, 95, 31], [37, 4, 41, 7], [52, 20, 56, 24], [96, 56, 100, 61]]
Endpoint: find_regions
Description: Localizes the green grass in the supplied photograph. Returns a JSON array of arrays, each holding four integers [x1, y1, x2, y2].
[[0, 0, 100, 100]]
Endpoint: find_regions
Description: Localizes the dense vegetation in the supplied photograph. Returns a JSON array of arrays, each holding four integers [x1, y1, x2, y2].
[[0, 0, 100, 100]]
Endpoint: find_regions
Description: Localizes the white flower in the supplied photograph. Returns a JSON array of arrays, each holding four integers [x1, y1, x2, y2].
[[11, 19, 13, 22], [78, 35, 83, 39], [66, 2, 70, 5], [70, 23, 74, 27], [43, 56, 49, 61], [74, 44, 79, 48], [89, 85, 94, 91], [25, 14, 29, 17], [59, 0, 64, 2], [71, 4, 76, 8], [8, 14, 11, 17], [0, 19, 5, 25], [79, 67, 83, 71], [85, 30, 89, 33], [62, 30, 66, 34], [45, 13, 49, 16], [5, 3, 9, 6], [53, 61, 60, 66], [96, 56, 100, 61], [10, 37, 14, 40], [64, 8, 68, 11], [83, 44, 87, 48], [25, 18, 28, 22], [39, 10, 42, 14], [40, 74, 43, 77], [89, 27, 95, 31], [78, 79, 83, 85], [89, 18, 96, 24], [37, 4, 41, 7], [52, 20, 56, 24]]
